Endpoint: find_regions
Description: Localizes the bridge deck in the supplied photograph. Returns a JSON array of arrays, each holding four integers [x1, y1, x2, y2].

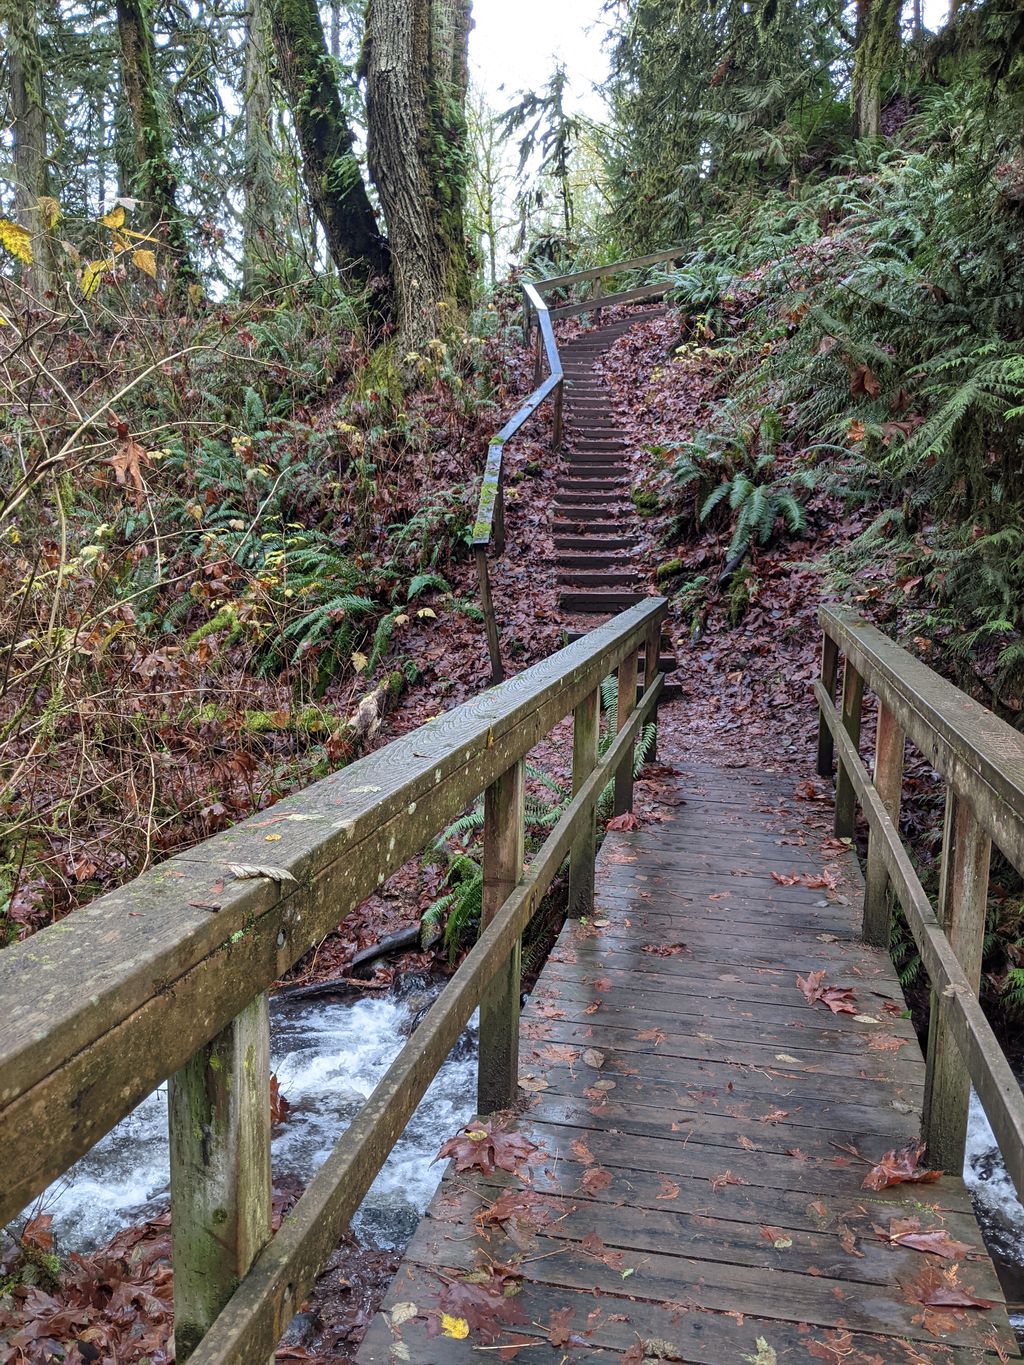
[[357, 762, 1021, 1362]]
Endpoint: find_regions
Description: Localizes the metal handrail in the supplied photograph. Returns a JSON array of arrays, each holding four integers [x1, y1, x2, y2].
[[472, 249, 685, 683]]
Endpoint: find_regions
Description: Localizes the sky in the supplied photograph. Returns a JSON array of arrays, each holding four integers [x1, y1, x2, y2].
[[469, 0, 952, 119], [469, 0, 613, 119]]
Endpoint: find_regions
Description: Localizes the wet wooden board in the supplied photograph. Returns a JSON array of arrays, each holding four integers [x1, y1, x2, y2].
[[357, 764, 1022, 1363]]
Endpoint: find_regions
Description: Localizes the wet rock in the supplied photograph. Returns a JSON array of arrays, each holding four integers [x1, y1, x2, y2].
[[280, 1310, 321, 1347]]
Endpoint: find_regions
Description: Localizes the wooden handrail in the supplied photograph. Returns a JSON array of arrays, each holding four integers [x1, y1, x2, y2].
[[0, 596, 667, 1362], [815, 605, 1024, 1195], [473, 249, 684, 682]]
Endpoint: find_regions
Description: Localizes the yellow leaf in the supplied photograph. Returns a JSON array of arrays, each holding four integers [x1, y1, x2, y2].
[[81, 258, 113, 300], [100, 205, 125, 229], [37, 196, 61, 230], [351, 651, 368, 673], [416, 607, 436, 620], [188, 282, 206, 306], [133, 248, 157, 280], [0, 219, 32, 265], [123, 228, 159, 243], [440, 1315, 468, 1340], [393, 613, 409, 626]]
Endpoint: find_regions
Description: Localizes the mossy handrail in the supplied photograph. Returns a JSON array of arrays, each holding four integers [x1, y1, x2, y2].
[[473, 250, 684, 683], [0, 596, 667, 1362], [815, 605, 1024, 1195]]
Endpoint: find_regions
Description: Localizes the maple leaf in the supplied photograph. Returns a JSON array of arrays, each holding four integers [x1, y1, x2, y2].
[[796, 970, 857, 1014], [269, 1073, 291, 1125], [570, 1137, 595, 1165], [636, 1027, 666, 1045], [710, 1169, 750, 1192], [432, 1266, 527, 1345], [478, 1189, 556, 1231], [435, 1122, 540, 1177], [547, 1305, 577, 1346], [862, 1140, 942, 1192], [875, 1217, 972, 1260], [903, 1263, 994, 1311], [656, 1177, 680, 1200], [606, 811, 640, 830], [107, 419, 152, 505], [581, 1165, 613, 1195], [641, 941, 689, 956], [851, 364, 881, 400], [20, 1214, 54, 1253], [581, 1230, 625, 1269]]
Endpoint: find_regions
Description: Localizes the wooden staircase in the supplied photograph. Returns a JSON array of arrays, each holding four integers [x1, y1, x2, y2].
[[553, 314, 677, 690]]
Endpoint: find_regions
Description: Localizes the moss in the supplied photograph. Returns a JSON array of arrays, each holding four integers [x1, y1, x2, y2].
[[655, 557, 685, 584], [631, 488, 661, 516]]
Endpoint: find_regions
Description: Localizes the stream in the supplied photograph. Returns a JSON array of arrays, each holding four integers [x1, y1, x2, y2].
[[32, 975, 477, 1255], [16, 981, 1024, 1341]]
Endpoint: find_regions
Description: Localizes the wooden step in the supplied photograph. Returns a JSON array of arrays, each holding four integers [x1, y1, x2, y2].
[[557, 571, 639, 588], [553, 536, 639, 552], [556, 552, 634, 568], [561, 479, 627, 492], [559, 590, 647, 612]]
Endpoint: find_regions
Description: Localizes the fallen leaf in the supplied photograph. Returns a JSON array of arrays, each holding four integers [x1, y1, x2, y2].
[[862, 1140, 942, 1192]]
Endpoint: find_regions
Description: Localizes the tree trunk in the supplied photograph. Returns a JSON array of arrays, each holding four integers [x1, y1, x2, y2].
[[3, 0, 54, 300], [852, 0, 902, 139], [115, 0, 197, 288], [242, 0, 280, 294], [270, 0, 389, 289], [365, 0, 473, 347]]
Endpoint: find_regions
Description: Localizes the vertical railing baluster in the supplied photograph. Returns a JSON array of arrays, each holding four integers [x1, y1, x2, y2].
[[834, 658, 864, 838], [478, 759, 526, 1114], [862, 701, 905, 946], [922, 792, 991, 1171], [169, 994, 272, 1362], [569, 688, 600, 917], [816, 632, 839, 778], [644, 616, 661, 763], [552, 378, 563, 450], [534, 327, 544, 386], [613, 649, 639, 816], [593, 275, 604, 323]]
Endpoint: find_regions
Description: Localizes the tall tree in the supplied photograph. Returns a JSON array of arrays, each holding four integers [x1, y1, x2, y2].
[[242, 0, 280, 293], [3, 0, 54, 299], [852, 0, 903, 138], [270, 0, 389, 289], [115, 0, 196, 284], [364, 0, 473, 345]]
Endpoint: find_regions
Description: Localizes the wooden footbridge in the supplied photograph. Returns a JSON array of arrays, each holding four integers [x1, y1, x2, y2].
[[3, 262, 1024, 1364]]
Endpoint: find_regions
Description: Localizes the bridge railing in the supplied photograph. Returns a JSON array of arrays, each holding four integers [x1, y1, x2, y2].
[[815, 605, 1024, 1195], [0, 597, 667, 1363], [472, 249, 685, 684]]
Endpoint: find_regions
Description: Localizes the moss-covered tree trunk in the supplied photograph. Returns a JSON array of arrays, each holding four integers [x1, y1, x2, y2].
[[852, 0, 902, 138], [3, 0, 54, 299], [115, 0, 197, 289], [365, 0, 473, 347], [241, 0, 280, 295], [269, 0, 390, 290]]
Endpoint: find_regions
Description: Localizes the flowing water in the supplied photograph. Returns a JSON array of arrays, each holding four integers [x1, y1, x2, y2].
[[33, 976, 477, 1254]]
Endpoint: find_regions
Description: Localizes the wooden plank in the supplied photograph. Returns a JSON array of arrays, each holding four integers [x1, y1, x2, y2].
[[923, 791, 992, 1171], [169, 995, 272, 1362], [568, 687, 599, 916], [835, 656, 865, 837], [863, 700, 906, 944], [613, 648, 638, 814], [550, 280, 675, 318], [478, 760, 526, 1113], [816, 630, 839, 777], [533, 246, 685, 291]]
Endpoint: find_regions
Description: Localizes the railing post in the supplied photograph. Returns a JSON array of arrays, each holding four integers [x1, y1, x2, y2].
[[569, 687, 600, 917], [922, 792, 991, 1171], [834, 657, 864, 838], [644, 616, 661, 762], [474, 546, 503, 685], [494, 480, 506, 555], [613, 649, 639, 816], [478, 758, 525, 1114], [862, 700, 905, 946], [533, 327, 543, 386], [169, 994, 272, 1362], [593, 275, 604, 323], [552, 378, 563, 451], [816, 633, 839, 778], [522, 294, 532, 345]]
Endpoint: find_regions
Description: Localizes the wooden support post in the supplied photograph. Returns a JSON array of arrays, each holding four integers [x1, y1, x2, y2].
[[493, 481, 506, 555], [593, 275, 604, 323], [552, 378, 563, 451], [478, 759, 525, 1114], [613, 649, 639, 816], [568, 688, 600, 917], [533, 327, 544, 385], [816, 633, 839, 778], [922, 792, 991, 1172], [169, 994, 272, 1362], [475, 547, 503, 684], [833, 658, 864, 838], [862, 701, 906, 946], [522, 296, 532, 345], [644, 617, 661, 763]]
